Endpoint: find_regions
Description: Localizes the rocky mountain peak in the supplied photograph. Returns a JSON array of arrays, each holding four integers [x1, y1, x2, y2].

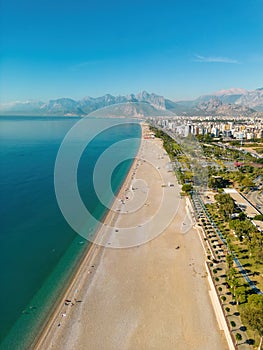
[[1, 88, 263, 116]]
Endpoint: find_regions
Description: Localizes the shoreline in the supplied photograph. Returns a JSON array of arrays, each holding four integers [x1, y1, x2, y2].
[[36, 123, 228, 350], [32, 240, 102, 350], [33, 123, 143, 349]]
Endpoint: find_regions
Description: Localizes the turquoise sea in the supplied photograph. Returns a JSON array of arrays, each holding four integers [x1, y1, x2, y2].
[[0, 117, 141, 349]]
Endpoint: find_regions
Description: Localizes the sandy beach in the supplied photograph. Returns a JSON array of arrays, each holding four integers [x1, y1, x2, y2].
[[35, 123, 228, 350]]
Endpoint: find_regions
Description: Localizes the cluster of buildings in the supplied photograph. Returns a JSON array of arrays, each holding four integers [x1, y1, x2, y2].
[[149, 117, 263, 140]]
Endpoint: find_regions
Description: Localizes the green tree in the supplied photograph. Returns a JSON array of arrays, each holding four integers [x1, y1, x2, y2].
[[238, 212, 247, 221], [248, 231, 263, 262], [241, 295, 263, 347], [241, 176, 254, 188], [230, 320, 236, 328], [226, 254, 234, 269], [229, 276, 239, 300], [182, 184, 193, 193], [221, 295, 226, 303], [208, 176, 226, 189], [215, 193, 235, 220], [229, 219, 257, 242], [235, 286, 246, 305], [235, 333, 242, 345]]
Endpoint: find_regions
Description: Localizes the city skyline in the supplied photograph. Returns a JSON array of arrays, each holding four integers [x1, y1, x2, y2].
[[1, 0, 263, 103]]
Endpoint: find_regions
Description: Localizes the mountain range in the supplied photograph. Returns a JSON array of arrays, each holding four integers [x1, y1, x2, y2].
[[1, 88, 263, 117]]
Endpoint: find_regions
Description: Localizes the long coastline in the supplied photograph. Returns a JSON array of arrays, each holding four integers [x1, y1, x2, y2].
[[35, 123, 228, 350], [33, 124, 143, 349]]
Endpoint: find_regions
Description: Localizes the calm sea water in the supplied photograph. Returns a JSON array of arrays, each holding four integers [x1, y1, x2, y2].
[[0, 117, 141, 349]]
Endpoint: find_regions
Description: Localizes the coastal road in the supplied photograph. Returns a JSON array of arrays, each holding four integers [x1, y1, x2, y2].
[[245, 190, 263, 212]]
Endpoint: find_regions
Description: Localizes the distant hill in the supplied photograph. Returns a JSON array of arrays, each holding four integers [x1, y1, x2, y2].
[[0, 91, 171, 117], [195, 87, 263, 112], [166, 87, 263, 116], [1, 88, 263, 117]]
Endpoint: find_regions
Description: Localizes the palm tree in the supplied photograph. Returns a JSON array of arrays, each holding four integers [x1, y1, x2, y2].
[[226, 254, 233, 269], [229, 275, 239, 300]]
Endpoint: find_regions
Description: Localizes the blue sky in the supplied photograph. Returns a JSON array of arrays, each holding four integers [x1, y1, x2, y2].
[[0, 0, 263, 102]]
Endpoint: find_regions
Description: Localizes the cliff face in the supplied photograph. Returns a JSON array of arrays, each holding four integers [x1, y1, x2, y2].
[[235, 88, 263, 111], [197, 88, 263, 112], [135, 91, 166, 110], [194, 98, 256, 116]]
